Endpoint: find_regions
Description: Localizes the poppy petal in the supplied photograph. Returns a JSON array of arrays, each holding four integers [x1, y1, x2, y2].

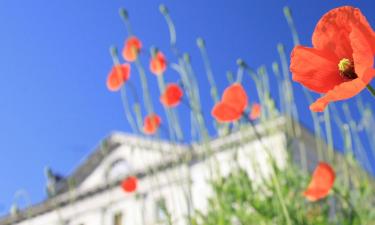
[[107, 64, 131, 92], [304, 162, 335, 201], [122, 36, 142, 62], [212, 102, 243, 123], [143, 114, 162, 135], [290, 46, 344, 94], [350, 26, 375, 83], [350, 8, 375, 55], [310, 69, 374, 112], [150, 52, 167, 75], [312, 6, 375, 58], [160, 83, 183, 107], [221, 84, 248, 113], [121, 176, 138, 193]]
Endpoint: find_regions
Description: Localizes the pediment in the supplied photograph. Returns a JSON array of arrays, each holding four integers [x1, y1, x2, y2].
[[55, 132, 188, 195]]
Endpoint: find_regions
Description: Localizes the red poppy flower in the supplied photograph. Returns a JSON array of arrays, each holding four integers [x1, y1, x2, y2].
[[249, 103, 261, 120], [303, 162, 335, 202], [150, 51, 167, 75], [121, 176, 138, 193], [160, 83, 183, 107], [143, 113, 161, 135], [290, 6, 375, 112], [122, 36, 142, 62], [212, 83, 248, 122], [107, 64, 131, 91]]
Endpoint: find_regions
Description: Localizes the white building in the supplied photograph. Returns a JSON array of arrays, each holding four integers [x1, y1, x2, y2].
[[0, 117, 324, 225]]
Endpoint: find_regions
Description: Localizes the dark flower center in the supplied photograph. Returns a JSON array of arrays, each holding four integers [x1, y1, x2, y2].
[[338, 58, 357, 79]]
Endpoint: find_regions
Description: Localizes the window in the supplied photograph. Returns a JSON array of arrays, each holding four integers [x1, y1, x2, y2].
[[113, 212, 123, 225]]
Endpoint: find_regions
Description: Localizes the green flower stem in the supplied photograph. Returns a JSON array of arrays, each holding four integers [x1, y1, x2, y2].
[[119, 8, 134, 36], [323, 107, 334, 162], [243, 64, 265, 116], [110, 46, 139, 133], [159, 4, 178, 54], [272, 62, 288, 126], [342, 103, 371, 172], [333, 187, 361, 224], [283, 6, 300, 46], [247, 119, 292, 225], [331, 104, 352, 189], [235, 59, 245, 84], [277, 44, 309, 171], [182, 56, 210, 140], [271, 174, 292, 225], [119, 8, 155, 115], [357, 98, 375, 167], [156, 75, 176, 140], [197, 38, 219, 103], [134, 56, 155, 115], [120, 86, 138, 133], [281, 8, 321, 171], [156, 74, 184, 141], [258, 66, 271, 119], [366, 84, 375, 97]]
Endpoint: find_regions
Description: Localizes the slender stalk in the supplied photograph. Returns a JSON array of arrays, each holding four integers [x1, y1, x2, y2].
[[272, 62, 286, 116], [120, 86, 138, 133], [156, 74, 176, 140], [332, 187, 362, 224], [132, 102, 143, 131], [226, 71, 234, 84], [110, 46, 139, 133], [366, 84, 375, 97], [134, 59, 155, 115], [119, 8, 134, 35], [283, 7, 300, 45], [236, 59, 245, 84], [152, 56, 183, 141], [342, 103, 371, 172], [356, 98, 375, 173], [119, 8, 155, 115], [257, 66, 272, 120], [323, 106, 334, 162], [159, 4, 178, 55], [181, 55, 209, 140], [242, 62, 265, 112], [246, 118, 292, 225], [271, 174, 292, 225], [331, 104, 352, 189], [277, 44, 309, 171], [197, 38, 219, 103], [282, 7, 324, 171]]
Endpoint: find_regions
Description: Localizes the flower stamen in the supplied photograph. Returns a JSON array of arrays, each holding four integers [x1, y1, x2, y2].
[[338, 58, 357, 79]]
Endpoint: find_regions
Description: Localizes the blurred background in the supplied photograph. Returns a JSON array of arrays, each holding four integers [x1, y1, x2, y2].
[[0, 0, 374, 214]]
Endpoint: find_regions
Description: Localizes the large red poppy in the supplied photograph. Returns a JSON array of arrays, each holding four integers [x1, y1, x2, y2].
[[290, 6, 375, 112], [122, 36, 142, 62], [121, 176, 138, 193], [143, 113, 161, 135], [211, 83, 248, 122], [150, 51, 167, 76], [106, 64, 131, 91], [160, 83, 183, 107], [303, 162, 335, 202]]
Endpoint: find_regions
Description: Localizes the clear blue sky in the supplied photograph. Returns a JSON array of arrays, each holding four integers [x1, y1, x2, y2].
[[0, 0, 374, 214]]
